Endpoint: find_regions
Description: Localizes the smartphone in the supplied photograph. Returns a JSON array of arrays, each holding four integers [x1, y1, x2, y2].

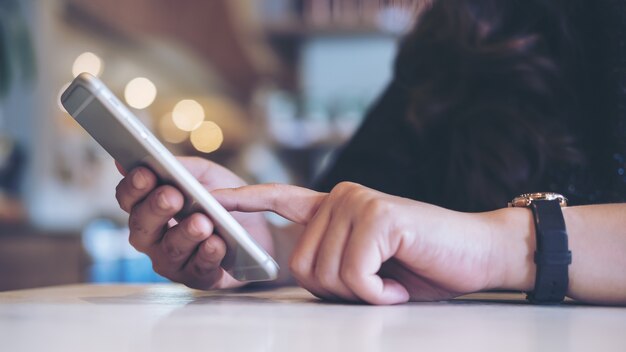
[[61, 73, 278, 282]]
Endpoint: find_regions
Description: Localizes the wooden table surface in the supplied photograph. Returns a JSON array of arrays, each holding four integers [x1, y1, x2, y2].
[[0, 284, 625, 352]]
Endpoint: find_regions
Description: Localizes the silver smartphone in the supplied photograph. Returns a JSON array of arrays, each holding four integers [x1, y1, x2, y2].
[[61, 73, 278, 282]]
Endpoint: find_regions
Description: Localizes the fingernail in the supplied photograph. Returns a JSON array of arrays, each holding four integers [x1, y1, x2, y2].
[[190, 218, 205, 236], [157, 193, 171, 209], [132, 171, 147, 190]]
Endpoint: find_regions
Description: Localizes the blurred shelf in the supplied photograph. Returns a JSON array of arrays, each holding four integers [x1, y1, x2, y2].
[[264, 21, 402, 39], [0, 223, 88, 291], [263, 19, 402, 93]]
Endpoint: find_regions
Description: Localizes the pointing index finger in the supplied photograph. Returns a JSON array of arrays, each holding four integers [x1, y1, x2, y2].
[[212, 184, 326, 225]]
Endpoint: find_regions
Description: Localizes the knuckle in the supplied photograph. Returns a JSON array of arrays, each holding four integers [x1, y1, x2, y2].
[[330, 182, 374, 208], [128, 234, 139, 249], [363, 198, 391, 217], [127, 233, 147, 253], [114, 183, 124, 205], [331, 181, 359, 196], [127, 215, 159, 253], [288, 256, 309, 278], [339, 264, 360, 287], [115, 193, 131, 214], [115, 179, 139, 213], [127, 212, 149, 236]]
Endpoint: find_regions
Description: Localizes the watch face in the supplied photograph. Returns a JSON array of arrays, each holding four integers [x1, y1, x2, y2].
[[509, 192, 568, 207]]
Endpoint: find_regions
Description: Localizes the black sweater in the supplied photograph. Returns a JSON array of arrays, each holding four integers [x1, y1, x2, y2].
[[315, 0, 626, 212]]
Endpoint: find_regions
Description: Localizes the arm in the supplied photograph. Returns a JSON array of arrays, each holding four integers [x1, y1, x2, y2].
[[214, 183, 626, 305], [492, 204, 626, 305]]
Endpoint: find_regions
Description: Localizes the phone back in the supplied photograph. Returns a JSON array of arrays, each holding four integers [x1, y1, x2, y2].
[[61, 73, 279, 282]]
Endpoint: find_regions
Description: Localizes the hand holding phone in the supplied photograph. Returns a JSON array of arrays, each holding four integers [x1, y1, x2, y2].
[[61, 73, 279, 282]]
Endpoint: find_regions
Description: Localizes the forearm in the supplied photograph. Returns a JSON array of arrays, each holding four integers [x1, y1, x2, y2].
[[489, 204, 626, 305]]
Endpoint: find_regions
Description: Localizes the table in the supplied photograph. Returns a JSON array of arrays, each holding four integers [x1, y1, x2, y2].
[[0, 284, 624, 352]]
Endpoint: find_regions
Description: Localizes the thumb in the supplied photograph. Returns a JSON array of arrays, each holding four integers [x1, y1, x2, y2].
[[212, 184, 326, 225]]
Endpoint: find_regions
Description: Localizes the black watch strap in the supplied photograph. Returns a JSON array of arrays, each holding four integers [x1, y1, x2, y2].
[[527, 200, 571, 304]]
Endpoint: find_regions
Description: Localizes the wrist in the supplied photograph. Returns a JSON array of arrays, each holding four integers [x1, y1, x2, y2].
[[483, 207, 536, 292]]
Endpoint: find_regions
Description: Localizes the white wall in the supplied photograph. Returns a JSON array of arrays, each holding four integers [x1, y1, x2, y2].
[[301, 36, 397, 107]]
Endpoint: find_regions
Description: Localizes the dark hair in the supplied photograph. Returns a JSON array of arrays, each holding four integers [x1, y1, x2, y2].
[[393, 0, 613, 209], [315, 0, 626, 210]]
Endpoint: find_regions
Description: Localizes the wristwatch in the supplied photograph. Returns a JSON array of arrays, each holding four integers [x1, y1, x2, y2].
[[509, 192, 571, 304]]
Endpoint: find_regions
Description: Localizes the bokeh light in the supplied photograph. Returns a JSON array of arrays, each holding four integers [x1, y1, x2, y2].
[[158, 113, 189, 144], [204, 95, 242, 122], [72, 52, 103, 77], [172, 99, 204, 131], [190, 121, 223, 153], [124, 77, 157, 109]]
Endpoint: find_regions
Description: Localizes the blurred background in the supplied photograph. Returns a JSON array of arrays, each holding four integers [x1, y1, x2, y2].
[[0, 0, 422, 290]]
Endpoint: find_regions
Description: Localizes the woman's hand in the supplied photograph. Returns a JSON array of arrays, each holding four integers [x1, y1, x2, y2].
[[114, 157, 274, 290], [213, 182, 502, 305]]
